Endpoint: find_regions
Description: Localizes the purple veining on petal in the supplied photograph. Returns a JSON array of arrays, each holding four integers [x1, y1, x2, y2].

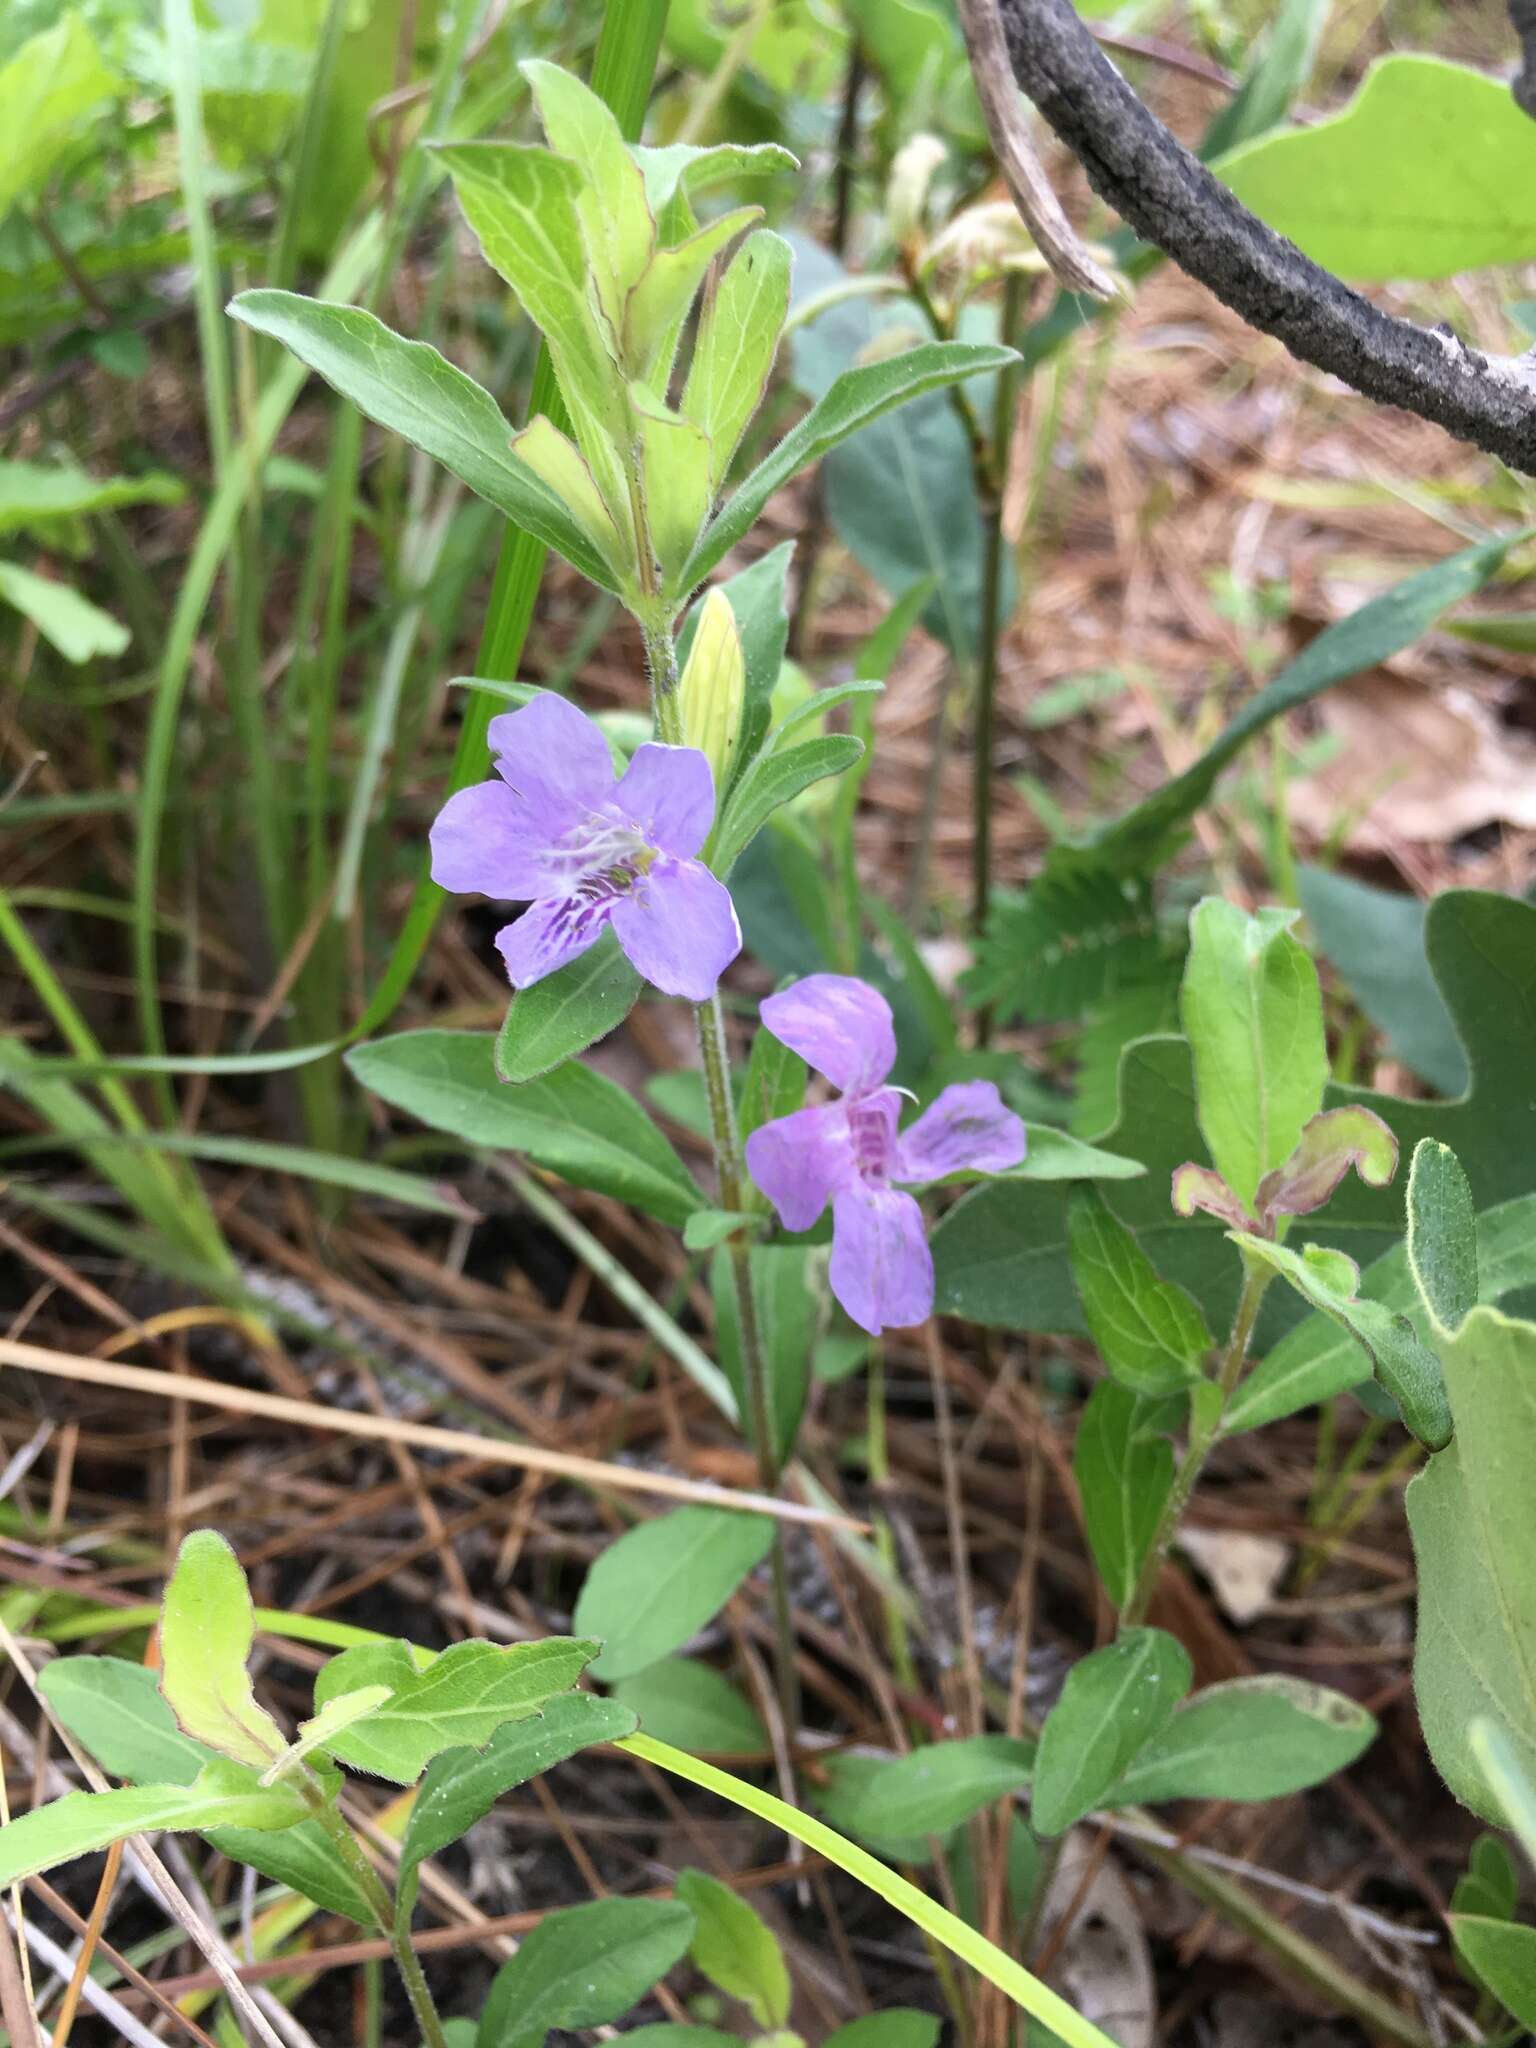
[[431, 691, 739, 996], [893, 1080, 1027, 1185]]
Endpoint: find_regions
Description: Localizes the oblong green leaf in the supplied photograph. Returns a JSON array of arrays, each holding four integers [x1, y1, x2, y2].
[[1450, 1917, 1536, 2029], [0, 1763, 304, 1889], [1104, 1675, 1376, 1806], [683, 340, 1018, 593], [1067, 1186, 1210, 1391], [1032, 1629, 1192, 1837], [676, 1867, 790, 2028], [311, 1636, 599, 1785], [681, 228, 791, 490], [609, 1658, 767, 1756], [712, 734, 863, 872], [577, 1507, 776, 1682], [1407, 1137, 1478, 1335], [398, 1692, 635, 1927], [228, 292, 621, 591], [347, 1030, 704, 1226], [1073, 1382, 1175, 1613], [495, 930, 643, 1084], [821, 1735, 1036, 1845], [159, 1531, 286, 1769], [478, 1896, 696, 2048]]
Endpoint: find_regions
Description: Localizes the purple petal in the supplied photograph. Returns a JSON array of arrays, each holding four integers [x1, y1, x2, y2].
[[609, 856, 741, 1000], [759, 975, 896, 1094], [614, 743, 716, 858], [745, 1102, 854, 1231], [894, 1081, 1028, 1186], [494, 895, 611, 988], [829, 1185, 933, 1336], [487, 693, 615, 836], [430, 779, 570, 901]]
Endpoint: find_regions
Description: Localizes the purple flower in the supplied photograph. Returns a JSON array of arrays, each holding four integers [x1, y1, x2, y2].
[[430, 693, 741, 1002], [744, 975, 1027, 1336]]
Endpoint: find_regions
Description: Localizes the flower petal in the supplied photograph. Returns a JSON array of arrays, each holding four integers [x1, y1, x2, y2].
[[759, 975, 896, 1093], [745, 1102, 854, 1231], [488, 692, 616, 836], [430, 779, 571, 901], [614, 742, 716, 859], [829, 1185, 933, 1336], [493, 895, 612, 989], [894, 1081, 1028, 1186], [609, 856, 741, 1000]]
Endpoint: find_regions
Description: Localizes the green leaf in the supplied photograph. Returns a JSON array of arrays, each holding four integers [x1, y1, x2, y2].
[[0, 560, 128, 664], [1250, 1105, 1398, 1225], [1031, 1629, 1192, 1837], [632, 141, 797, 218], [477, 1897, 696, 2048], [36, 1656, 375, 1922], [1181, 901, 1326, 1214], [1232, 1191, 1536, 1433], [821, 1736, 1036, 1844], [397, 1693, 634, 1929], [1407, 1138, 1478, 1336], [508, 416, 626, 573], [39, 1656, 212, 1785], [1233, 1234, 1451, 1450], [1200, 0, 1327, 157], [683, 230, 792, 492], [159, 1531, 286, 1769], [1297, 866, 1466, 1096], [0, 13, 120, 218], [825, 2016, 942, 2048], [1073, 1382, 1176, 1612], [435, 141, 630, 519], [1010, 1126, 1144, 1182], [609, 1658, 767, 1756], [964, 859, 1166, 1026], [1408, 1306, 1536, 1824], [1104, 1675, 1376, 1806], [1067, 1187, 1210, 1392], [685, 341, 1018, 594], [1089, 535, 1528, 878], [495, 930, 643, 1084], [1220, 56, 1536, 281], [712, 1246, 812, 1465], [1449, 1918, 1536, 2030], [936, 890, 1536, 1342], [0, 460, 181, 540], [684, 1209, 756, 1250], [633, 382, 713, 587], [310, 1636, 598, 1785], [1451, 1834, 1519, 1925], [577, 1508, 776, 1682], [347, 1030, 704, 1227], [713, 734, 864, 873], [228, 293, 622, 592], [676, 1867, 791, 2028], [628, 207, 762, 393], [521, 59, 653, 341], [0, 1761, 305, 1890]]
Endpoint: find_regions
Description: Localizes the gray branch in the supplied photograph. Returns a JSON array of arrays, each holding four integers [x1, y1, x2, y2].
[[995, 0, 1536, 474]]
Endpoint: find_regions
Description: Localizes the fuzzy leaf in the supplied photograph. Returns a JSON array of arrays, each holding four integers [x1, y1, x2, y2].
[[1252, 1105, 1398, 1224], [0, 1762, 304, 1890], [1407, 1137, 1478, 1335], [159, 1531, 286, 1769], [311, 1637, 599, 1784], [683, 231, 792, 491], [1104, 1675, 1376, 1805]]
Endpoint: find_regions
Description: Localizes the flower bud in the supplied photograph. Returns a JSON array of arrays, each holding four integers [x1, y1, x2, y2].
[[677, 587, 745, 799], [887, 133, 947, 255]]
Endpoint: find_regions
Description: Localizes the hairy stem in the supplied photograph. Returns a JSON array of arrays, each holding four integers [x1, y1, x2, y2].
[[302, 1787, 448, 2048], [642, 619, 802, 1752], [1120, 1265, 1268, 1627]]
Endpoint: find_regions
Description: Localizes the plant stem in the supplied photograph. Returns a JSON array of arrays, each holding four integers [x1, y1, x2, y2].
[[1120, 1265, 1269, 1628], [970, 280, 1025, 1050], [301, 1785, 448, 2048], [644, 617, 801, 1753]]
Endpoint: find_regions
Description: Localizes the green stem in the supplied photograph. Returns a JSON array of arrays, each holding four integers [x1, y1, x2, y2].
[[301, 1786, 448, 2048], [971, 276, 1024, 1040], [645, 616, 801, 1752], [1121, 1265, 1269, 1628]]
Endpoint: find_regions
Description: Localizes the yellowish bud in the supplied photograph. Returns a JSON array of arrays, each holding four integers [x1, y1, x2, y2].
[[677, 587, 746, 799]]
